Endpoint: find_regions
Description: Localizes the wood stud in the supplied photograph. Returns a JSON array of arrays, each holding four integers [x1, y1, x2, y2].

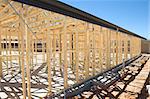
[[0, 28, 2, 78]]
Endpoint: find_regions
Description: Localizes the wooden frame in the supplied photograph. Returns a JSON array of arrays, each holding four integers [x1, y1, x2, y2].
[[0, 1, 145, 98]]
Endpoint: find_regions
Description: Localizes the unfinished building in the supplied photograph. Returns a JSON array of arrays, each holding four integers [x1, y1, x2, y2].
[[0, 0, 149, 99]]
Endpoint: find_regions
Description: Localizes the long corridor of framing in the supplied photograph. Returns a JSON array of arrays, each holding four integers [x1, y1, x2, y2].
[[0, 0, 144, 99]]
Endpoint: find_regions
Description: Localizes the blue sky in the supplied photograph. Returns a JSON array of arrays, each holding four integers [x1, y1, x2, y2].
[[59, 0, 149, 39]]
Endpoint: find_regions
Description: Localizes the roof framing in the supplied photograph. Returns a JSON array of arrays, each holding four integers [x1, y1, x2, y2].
[[14, 0, 146, 40]]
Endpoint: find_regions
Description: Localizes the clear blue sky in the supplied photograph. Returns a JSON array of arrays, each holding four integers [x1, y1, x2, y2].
[[59, 0, 149, 39]]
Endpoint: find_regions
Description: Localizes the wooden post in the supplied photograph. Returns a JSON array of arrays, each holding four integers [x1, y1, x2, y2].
[[128, 35, 131, 59], [52, 31, 56, 75], [110, 30, 114, 67], [46, 30, 52, 94], [35, 39, 37, 64], [136, 38, 138, 55], [70, 33, 73, 70], [127, 35, 130, 59], [25, 20, 31, 99], [101, 27, 104, 71], [74, 19, 79, 82], [9, 30, 12, 74], [0, 29, 2, 78], [113, 30, 117, 66], [18, 28, 21, 71], [106, 29, 111, 69], [139, 38, 141, 54], [119, 33, 123, 63], [110, 30, 112, 67], [103, 28, 106, 70], [59, 31, 62, 74], [124, 34, 128, 60], [21, 31, 26, 99], [75, 25, 79, 82], [99, 26, 102, 73], [92, 25, 96, 75], [71, 33, 74, 72], [6, 30, 8, 74], [20, 10, 27, 99], [116, 29, 119, 65], [132, 36, 135, 57], [85, 23, 89, 78], [130, 36, 132, 58], [135, 37, 137, 56], [63, 16, 68, 88]]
